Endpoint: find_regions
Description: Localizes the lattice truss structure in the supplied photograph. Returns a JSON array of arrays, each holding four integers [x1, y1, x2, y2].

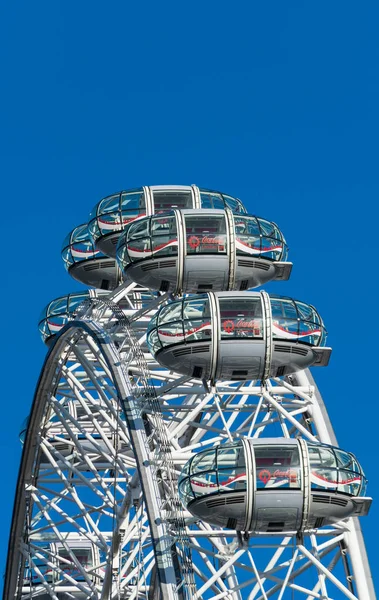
[[4, 283, 374, 600]]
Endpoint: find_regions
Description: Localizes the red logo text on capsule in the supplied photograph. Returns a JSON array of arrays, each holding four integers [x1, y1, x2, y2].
[[259, 470, 271, 485], [223, 320, 235, 334], [188, 236, 200, 249]]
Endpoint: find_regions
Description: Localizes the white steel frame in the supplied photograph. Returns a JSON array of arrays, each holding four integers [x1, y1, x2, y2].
[[3, 282, 375, 600]]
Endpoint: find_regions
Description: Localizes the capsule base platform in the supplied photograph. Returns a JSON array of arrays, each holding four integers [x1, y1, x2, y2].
[[124, 256, 292, 294], [69, 259, 121, 290]]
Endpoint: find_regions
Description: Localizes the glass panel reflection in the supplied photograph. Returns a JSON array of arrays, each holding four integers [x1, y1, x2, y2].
[[88, 189, 145, 241], [157, 322, 184, 346], [38, 293, 90, 342], [270, 297, 326, 346], [183, 318, 212, 341], [158, 301, 183, 325], [23, 546, 54, 583], [199, 192, 225, 210], [255, 445, 301, 490], [185, 214, 227, 255], [154, 191, 192, 212], [234, 215, 287, 260], [99, 194, 119, 213], [218, 467, 247, 491], [307, 442, 366, 496], [119, 214, 179, 264], [190, 471, 218, 496], [62, 224, 102, 270], [217, 445, 244, 469], [126, 237, 152, 261], [182, 297, 210, 320], [58, 548, 92, 582], [127, 219, 150, 239], [179, 478, 195, 503], [219, 297, 263, 339], [191, 449, 217, 473], [223, 195, 246, 213], [179, 442, 247, 500], [199, 189, 247, 213], [338, 470, 362, 495], [311, 467, 339, 491]]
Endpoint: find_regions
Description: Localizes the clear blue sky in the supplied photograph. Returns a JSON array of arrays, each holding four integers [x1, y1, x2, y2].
[[1, 0, 378, 593]]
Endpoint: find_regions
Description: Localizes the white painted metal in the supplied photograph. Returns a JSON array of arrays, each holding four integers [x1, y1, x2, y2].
[[3, 280, 375, 599]]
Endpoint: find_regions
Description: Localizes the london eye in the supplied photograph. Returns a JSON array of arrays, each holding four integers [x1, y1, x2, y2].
[[3, 185, 374, 599]]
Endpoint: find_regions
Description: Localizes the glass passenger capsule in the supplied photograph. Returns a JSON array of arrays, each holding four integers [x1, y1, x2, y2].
[[62, 224, 121, 290], [178, 438, 371, 532], [38, 291, 94, 343], [88, 185, 247, 258], [22, 540, 99, 586], [38, 289, 156, 344], [147, 292, 331, 381], [116, 209, 292, 293], [21, 403, 134, 467]]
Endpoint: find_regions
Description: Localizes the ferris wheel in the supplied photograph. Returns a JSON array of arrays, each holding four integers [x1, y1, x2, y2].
[[3, 185, 375, 600]]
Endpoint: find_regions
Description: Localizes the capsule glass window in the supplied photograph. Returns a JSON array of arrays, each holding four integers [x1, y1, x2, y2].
[[308, 445, 338, 493], [254, 445, 301, 490], [179, 477, 195, 504], [199, 189, 247, 213], [88, 209, 101, 239], [58, 548, 92, 581], [147, 328, 161, 353], [199, 192, 225, 210], [127, 218, 150, 240], [99, 194, 120, 213], [62, 247, 73, 269], [23, 546, 54, 583], [257, 218, 287, 261], [235, 216, 261, 257], [158, 300, 183, 325], [234, 216, 288, 261], [48, 297, 69, 315], [217, 444, 247, 492], [38, 320, 50, 341], [89, 188, 145, 239], [219, 296, 263, 340], [97, 197, 125, 234], [19, 415, 29, 444], [271, 297, 325, 346], [191, 449, 217, 473], [38, 293, 89, 342], [120, 190, 145, 215], [153, 191, 193, 212], [151, 214, 178, 258], [182, 296, 211, 342], [121, 217, 151, 263], [154, 300, 184, 348], [338, 470, 363, 496], [307, 443, 366, 496], [222, 194, 246, 214], [335, 449, 359, 471], [67, 293, 90, 313], [42, 314, 69, 339], [217, 467, 247, 492], [185, 214, 227, 255], [217, 444, 244, 469], [182, 296, 210, 320], [121, 214, 178, 264], [294, 301, 325, 345], [189, 470, 218, 498], [62, 225, 101, 269]]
